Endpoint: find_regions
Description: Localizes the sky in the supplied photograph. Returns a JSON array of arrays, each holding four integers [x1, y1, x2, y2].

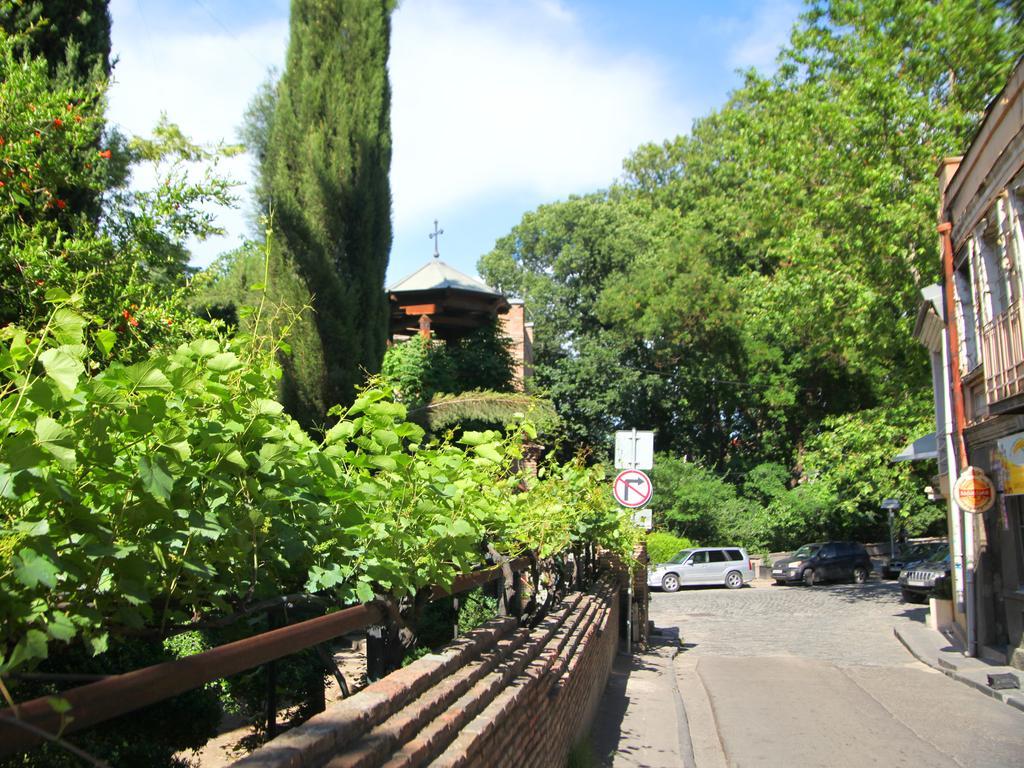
[[106, 0, 802, 286]]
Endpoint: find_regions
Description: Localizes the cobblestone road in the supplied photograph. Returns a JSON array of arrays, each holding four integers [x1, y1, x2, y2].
[[647, 578, 1024, 767], [650, 579, 922, 667]]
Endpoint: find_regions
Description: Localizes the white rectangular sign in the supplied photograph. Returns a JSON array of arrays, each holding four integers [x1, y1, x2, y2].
[[614, 429, 654, 470], [631, 509, 653, 530]]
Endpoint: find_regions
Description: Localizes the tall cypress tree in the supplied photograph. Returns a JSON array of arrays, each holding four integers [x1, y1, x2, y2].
[[265, 0, 394, 427], [0, 0, 111, 81]]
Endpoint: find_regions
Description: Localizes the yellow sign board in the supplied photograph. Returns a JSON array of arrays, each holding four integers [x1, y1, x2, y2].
[[996, 432, 1024, 496]]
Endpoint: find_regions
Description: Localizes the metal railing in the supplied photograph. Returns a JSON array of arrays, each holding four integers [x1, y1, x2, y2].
[[0, 556, 531, 758], [981, 299, 1024, 404]]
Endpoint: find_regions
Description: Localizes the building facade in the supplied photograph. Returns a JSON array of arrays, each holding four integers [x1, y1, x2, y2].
[[921, 58, 1024, 667]]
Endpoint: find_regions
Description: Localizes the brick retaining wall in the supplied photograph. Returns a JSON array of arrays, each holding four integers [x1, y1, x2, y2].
[[233, 577, 620, 768]]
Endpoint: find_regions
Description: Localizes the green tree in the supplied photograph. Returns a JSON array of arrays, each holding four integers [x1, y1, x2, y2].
[[1, 0, 118, 225], [263, 0, 394, 427], [481, 0, 1023, 544], [0, 0, 111, 81]]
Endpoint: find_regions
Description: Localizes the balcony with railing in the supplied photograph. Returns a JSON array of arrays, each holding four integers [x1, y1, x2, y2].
[[981, 299, 1024, 406]]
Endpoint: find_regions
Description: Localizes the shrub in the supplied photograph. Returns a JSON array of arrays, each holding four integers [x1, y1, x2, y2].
[[646, 531, 696, 566]]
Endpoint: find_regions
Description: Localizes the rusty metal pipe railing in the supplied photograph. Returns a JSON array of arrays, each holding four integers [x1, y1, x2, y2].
[[0, 557, 530, 757]]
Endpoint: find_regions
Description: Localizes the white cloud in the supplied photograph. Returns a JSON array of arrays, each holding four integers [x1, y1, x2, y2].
[[389, 0, 692, 230], [106, 0, 692, 267], [727, 1, 800, 73], [107, 5, 287, 266]]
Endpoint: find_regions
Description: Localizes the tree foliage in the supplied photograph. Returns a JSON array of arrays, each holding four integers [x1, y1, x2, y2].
[[480, 0, 1023, 545], [261, 0, 394, 428]]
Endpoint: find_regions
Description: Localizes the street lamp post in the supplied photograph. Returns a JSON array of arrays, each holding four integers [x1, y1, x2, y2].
[[881, 498, 901, 561]]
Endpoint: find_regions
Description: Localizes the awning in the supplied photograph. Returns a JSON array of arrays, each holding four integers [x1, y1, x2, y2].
[[891, 433, 938, 463]]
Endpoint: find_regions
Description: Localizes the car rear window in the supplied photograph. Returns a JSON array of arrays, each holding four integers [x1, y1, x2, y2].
[[708, 550, 728, 563], [726, 549, 743, 561]]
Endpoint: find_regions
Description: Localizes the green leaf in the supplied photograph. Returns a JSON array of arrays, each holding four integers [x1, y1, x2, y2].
[[459, 431, 488, 447], [373, 429, 399, 448], [43, 287, 71, 303], [14, 548, 60, 588], [39, 347, 84, 396], [139, 455, 174, 500], [368, 455, 397, 472], [4, 433, 46, 471], [47, 612, 77, 642], [190, 339, 220, 358], [35, 416, 76, 469], [475, 444, 503, 463], [207, 352, 242, 372], [14, 518, 49, 537], [355, 581, 375, 603], [47, 696, 73, 715], [254, 398, 283, 415], [86, 632, 109, 656], [325, 420, 355, 444], [6, 629, 49, 671], [50, 309, 87, 346], [123, 361, 172, 392], [94, 328, 117, 357]]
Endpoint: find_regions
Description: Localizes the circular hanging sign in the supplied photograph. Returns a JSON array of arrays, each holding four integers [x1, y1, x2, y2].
[[953, 466, 995, 514], [613, 469, 653, 509]]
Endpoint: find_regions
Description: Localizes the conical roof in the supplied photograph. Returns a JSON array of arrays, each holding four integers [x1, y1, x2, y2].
[[389, 258, 501, 296]]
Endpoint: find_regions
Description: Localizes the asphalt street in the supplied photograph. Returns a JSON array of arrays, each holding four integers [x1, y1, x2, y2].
[[645, 579, 1024, 768]]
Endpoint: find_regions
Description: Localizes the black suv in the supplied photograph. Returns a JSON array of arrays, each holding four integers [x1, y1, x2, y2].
[[771, 541, 873, 586]]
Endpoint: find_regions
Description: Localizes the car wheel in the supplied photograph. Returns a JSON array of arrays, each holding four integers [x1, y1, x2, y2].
[[662, 573, 680, 592], [852, 566, 868, 584], [725, 570, 743, 589], [802, 568, 816, 587]]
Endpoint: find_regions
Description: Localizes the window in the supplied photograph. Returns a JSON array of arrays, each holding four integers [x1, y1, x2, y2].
[[955, 256, 980, 370], [819, 544, 837, 559], [725, 549, 743, 561], [978, 217, 1012, 320], [688, 551, 708, 565], [708, 550, 728, 563]]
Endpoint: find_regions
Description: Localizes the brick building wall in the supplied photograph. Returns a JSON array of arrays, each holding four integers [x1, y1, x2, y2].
[[499, 300, 533, 391], [233, 578, 621, 768]]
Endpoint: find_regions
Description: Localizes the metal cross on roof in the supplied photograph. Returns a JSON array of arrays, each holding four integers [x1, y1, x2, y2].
[[429, 219, 444, 259]]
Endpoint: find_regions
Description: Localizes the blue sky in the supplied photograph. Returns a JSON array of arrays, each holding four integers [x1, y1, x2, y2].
[[107, 0, 801, 285]]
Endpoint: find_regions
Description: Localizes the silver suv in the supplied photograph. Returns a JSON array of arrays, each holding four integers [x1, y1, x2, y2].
[[648, 547, 754, 592]]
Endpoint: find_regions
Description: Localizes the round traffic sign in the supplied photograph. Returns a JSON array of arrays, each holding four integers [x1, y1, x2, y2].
[[613, 469, 653, 508]]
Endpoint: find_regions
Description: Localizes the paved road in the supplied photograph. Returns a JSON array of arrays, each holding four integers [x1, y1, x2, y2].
[[650, 580, 1024, 768]]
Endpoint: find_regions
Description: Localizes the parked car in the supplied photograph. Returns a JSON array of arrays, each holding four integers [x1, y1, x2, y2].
[[882, 541, 948, 580], [898, 550, 951, 603], [648, 547, 754, 592], [771, 541, 872, 586]]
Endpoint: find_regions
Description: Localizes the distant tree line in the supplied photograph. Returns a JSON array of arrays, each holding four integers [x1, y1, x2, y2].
[[479, 0, 1024, 549]]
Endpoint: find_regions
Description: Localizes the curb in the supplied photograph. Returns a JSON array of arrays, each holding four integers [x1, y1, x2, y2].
[[894, 625, 1024, 714]]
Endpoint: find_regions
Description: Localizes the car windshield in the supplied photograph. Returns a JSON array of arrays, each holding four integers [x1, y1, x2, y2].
[[667, 550, 692, 564], [924, 549, 950, 564], [792, 544, 820, 559]]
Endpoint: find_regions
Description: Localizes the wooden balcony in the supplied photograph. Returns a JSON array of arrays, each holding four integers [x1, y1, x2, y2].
[[981, 300, 1024, 406]]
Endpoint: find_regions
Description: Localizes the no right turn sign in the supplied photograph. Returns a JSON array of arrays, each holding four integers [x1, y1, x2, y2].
[[613, 469, 653, 508]]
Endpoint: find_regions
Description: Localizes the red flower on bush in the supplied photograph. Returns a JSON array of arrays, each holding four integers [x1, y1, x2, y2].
[[55, 199, 66, 209], [52, 118, 62, 128], [98, 149, 112, 159], [122, 309, 139, 327]]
